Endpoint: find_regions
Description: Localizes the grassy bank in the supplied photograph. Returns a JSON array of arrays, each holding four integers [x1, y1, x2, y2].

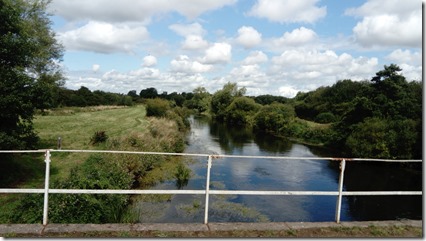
[[0, 105, 190, 224]]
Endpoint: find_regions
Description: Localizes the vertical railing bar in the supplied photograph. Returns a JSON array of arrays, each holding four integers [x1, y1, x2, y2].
[[335, 159, 346, 223], [204, 155, 212, 224], [42, 150, 51, 226]]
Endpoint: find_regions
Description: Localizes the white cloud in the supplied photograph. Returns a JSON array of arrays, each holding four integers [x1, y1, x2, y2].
[[129, 68, 160, 79], [386, 49, 421, 66], [346, 0, 421, 48], [169, 22, 206, 36], [50, 0, 237, 22], [270, 49, 379, 91], [58, 21, 149, 53], [201, 42, 232, 64], [92, 64, 100, 72], [242, 51, 268, 65], [272, 27, 317, 47], [169, 23, 209, 50], [182, 35, 209, 50], [171, 55, 213, 73], [278, 86, 299, 98], [142, 55, 157, 67], [247, 0, 326, 24], [386, 49, 422, 81], [236, 26, 262, 48]]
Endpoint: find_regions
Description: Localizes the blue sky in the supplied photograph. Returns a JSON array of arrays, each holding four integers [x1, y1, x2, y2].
[[48, 0, 422, 97]]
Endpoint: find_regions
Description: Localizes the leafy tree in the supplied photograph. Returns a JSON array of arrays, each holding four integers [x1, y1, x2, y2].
[[145, 98, 171, 117], [254, 102, 295, 133], [224, 96, 261, 126], [254, 94, 289, 105], [140, 87, 158, 99], [345, 117, 391, 159], [184, 87, 211, 114], [0, 0, 63, 149], [127, 90, 139, 101], [210, 82, 246, 121]]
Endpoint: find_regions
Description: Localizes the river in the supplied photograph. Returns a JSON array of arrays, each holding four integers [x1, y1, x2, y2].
[[133, 115, 422, 223]]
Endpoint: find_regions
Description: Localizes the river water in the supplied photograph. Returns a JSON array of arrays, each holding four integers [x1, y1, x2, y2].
[[134, 115, 422, 223]]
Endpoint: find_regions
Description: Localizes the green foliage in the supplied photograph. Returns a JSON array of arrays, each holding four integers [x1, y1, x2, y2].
[[11, 155, 133, 223], [315, 112, 337, 123], [145, 98, 171, 117], [281, 119, 332, 145], [139, 87, 158, 99], [0, 0, 63, 149], [224, 97, 261, 126], [90, 131, 108, 145], [184, 87, 211, 114], [254, 94, 289, 105], [210, 82, 246, 121], [254, 102, 295, 133], [56, 87, 134, 107], [346, 118, 418, 159], [288, 65, 421, 159], [346, 118, 391, 159]]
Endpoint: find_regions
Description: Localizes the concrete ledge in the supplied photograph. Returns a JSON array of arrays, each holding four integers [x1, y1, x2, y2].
[[132, 223, 208, 232], [43, 223, 132, 233], [286, 222, 340, 230], [0, 224, 43, 234], [208, 222, 290, 231], [340, 220, 422, 228], [0, 220, 422, 235]]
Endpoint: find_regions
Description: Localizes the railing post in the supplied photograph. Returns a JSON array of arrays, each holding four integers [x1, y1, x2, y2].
[[335, 159, 346, 223], [204, 155, 212, 224], [43, 150, 51, 226]]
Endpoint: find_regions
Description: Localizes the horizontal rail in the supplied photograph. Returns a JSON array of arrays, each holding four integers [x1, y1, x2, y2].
[[0, 189, 421, 196], [0, 149, 421, 162]]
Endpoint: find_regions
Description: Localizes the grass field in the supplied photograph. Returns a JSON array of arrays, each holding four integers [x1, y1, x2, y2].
[[33, 105, 148, 181], [1, 105, 185, 223]]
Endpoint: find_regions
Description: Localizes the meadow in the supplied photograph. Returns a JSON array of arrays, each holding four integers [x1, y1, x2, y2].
[[0, 105, 190, 223]]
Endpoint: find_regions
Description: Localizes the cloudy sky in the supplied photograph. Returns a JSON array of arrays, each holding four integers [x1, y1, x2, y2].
[[48, 0, 422, 97]]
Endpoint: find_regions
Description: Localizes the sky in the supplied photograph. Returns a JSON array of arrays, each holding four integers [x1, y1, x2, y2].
[[47, 0, 422, 97]]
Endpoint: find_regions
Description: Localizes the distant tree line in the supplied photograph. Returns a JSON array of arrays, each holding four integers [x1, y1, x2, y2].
[[53, 64, 421, 160]]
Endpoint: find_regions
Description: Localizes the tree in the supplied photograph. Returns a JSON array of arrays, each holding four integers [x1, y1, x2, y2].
[[210, 82, 246, 120], [0, 0, 64, 149], [224, 96, 261, 126], [254, 102, 295, 133], [140, 87, 158, 99], [184, 87, 211, 114]]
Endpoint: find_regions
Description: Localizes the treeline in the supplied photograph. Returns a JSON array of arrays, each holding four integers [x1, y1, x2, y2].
[[40, 64, 422, 160]]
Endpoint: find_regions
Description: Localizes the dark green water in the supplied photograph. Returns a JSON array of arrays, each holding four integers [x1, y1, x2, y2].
[[134, 115, 422, 223]]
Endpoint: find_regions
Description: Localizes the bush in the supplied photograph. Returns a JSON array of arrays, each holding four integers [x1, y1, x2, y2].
[[90, 130, 108, 145], [10, 155, 132, 223], [254, 103, 295, 132], [145, 98, 170, 117]]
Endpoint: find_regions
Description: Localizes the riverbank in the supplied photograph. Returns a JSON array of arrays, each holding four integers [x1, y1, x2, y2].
[[0, 105, 190, 224], [1, 220, 422, 238]]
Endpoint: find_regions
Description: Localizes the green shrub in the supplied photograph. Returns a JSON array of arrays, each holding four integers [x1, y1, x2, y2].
[[145, 98, 171, 117], [90, 130, 108, 145]]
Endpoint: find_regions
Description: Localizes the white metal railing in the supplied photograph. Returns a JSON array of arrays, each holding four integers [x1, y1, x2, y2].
[[0, 149, 422, 225]]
